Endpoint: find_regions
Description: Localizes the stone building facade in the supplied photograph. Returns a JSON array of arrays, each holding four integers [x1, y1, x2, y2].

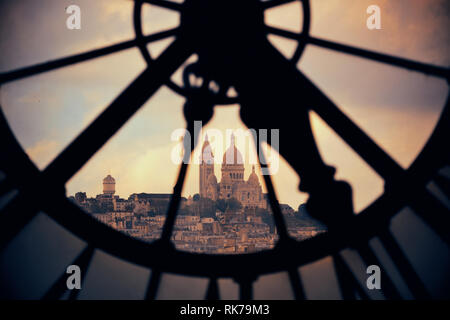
[[199, 134, 267, 209]]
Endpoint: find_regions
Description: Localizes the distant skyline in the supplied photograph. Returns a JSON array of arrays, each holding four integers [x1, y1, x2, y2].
[[0, 0, 448, 211], [69, 130, 273, 200]]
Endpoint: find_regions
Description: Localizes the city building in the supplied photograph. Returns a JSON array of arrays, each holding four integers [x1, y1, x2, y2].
[[199, 134, 267, 209], [69, 166, 324, 254]]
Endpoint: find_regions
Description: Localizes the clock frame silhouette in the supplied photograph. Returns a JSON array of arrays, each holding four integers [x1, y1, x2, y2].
[[0, 0, 449, 300]]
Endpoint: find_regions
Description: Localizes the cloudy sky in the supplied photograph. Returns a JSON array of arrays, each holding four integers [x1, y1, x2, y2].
[[0, 0, 448, 212]]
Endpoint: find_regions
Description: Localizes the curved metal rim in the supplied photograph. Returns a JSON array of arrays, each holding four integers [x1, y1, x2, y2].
[[1, 93, 447, 278], [0, 0, 448, 279]]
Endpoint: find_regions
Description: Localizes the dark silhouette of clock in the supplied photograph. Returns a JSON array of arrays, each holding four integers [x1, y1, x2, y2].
[[0, 0, 448, 300]]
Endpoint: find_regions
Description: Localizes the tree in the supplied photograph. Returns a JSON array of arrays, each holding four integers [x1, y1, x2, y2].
[[215, 199, 227, 213], [199, 198, 216, 218], [255, 207, 270, 216], [178, 207, 190, 216], [227, 198, 242, 211], [88, 201, 101, 214]]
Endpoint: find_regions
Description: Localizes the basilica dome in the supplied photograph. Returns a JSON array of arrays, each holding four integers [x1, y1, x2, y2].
[[222, 134, 243, 165], [248, 166, 259, 185]]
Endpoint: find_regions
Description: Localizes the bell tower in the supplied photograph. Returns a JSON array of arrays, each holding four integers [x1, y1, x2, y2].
[[199, 134, 215, 198]]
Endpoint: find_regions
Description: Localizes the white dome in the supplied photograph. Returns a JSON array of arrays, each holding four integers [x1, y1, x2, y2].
[[248, 166, 259, 185], [222, 134, 243, 165]]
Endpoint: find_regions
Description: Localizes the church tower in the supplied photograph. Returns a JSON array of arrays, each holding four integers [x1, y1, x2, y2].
[[199, 134, 215, 198]]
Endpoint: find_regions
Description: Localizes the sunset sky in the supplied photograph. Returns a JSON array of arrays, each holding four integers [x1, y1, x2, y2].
[[0, 0, 448, 212]]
